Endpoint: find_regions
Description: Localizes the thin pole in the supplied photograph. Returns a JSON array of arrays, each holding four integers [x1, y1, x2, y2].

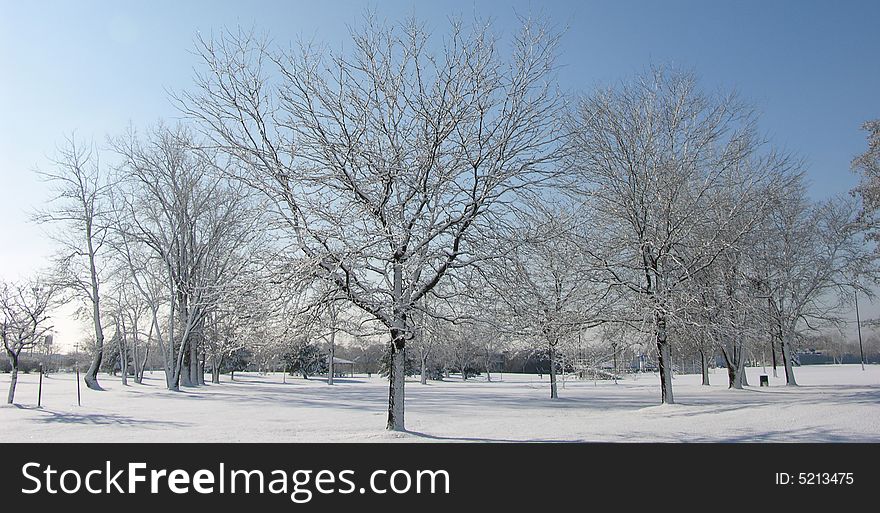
[[76, 366, 81, 406], [38, 364, 43, 408], [612, 342, 618, 384], [855, 289, 865, 371]]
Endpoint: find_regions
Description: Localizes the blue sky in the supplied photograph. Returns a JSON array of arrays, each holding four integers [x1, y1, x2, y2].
[[1, 0, 878, 343]]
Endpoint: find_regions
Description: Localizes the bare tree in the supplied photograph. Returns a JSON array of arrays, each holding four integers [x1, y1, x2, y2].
[[756, 188, 872, 386], [35, 136, 112, 391], [484, 201, 614, 398], [569, 68, 788, 403], [852, 119, 880, 245], [443, 322, 480, 381], [1, 277, 56, 404], [179, 16, 565, 430], [409, 296, 441, 385], [112, 124, 265, 390]]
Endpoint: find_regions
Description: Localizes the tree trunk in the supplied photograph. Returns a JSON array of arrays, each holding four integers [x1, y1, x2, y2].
[[655, 314, 674, 404], [770, 334, 778, 378], [386, 261, 407, 432], [189, 333, 200, 386], [726, 360, 737, 388], [780, 331, 798, 386], [198, 355, 206, 385], [386, 328, 406, 431], [170, 331, 190, 391], [179, 352, 193, 387], [420, 354, 428, 385], [117, 319, 128, 386], [721, 342, 743, 389], [84, 335, 104, 390], [769, 298, 778, 378], [6, 352, 19, 404], [212, 354, 222, 384], [699, 348, 710, 386], [131, 326, 140, 384], [548, 343, 558, 399], [119, 343, 128, 385], [137, 343, 150, 384], [328, 327, 336, 386]]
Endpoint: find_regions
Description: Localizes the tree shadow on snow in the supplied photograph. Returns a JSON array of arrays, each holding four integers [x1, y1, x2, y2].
[[683, 426, 878, 443], [30, 408, 192, 428], [403, 430, 582, 443]]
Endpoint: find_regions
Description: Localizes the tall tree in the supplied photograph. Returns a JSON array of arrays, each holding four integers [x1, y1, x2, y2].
[[36, 136, 112, 391], [112, 124, 264, 390], [179, 16, 565, 430], [852, 119, 880, 244], [570, 68, 788, 403], [756, 188, 871, 386]]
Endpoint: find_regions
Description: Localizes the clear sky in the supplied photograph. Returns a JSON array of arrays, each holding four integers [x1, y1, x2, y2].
[[2, 0, 879, 347]]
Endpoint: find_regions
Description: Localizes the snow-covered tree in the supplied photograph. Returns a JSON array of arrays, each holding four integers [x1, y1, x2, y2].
[[852, 119, 880, 246], [754, 187, 872, 385], [111, 124, 266, 390], [36, 136, 112, 391], [569, 68, 789, 403], [483, 201, 614, 398], [1, 277, 56, 403], [179, 16, 565, 430]]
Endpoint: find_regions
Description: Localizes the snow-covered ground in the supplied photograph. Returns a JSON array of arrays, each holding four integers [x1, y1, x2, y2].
[[1, 365, 877, 442]]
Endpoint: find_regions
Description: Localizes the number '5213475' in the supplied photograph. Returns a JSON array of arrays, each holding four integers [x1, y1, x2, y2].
[[775, 473, 854, 485]]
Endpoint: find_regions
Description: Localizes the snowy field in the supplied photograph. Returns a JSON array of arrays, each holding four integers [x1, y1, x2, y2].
[[1, 364, 878, 442]]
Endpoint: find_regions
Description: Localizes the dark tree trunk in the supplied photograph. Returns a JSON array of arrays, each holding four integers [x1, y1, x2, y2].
[[780, 331, 798, 386], [212, 355, 222, 384], [699, 348, 710, 386], [169, 332, 190, 391], [179, 337, 193, 387], [548, 342, 558, 399], [131, 327, 139, 384], [189, 332, 200, 386], [117, 322, 129, 386], [770, 334, 778, 378], [721, 343, 742, 389], [197, 356, 206, 386], [768, 298, 779, 378], [83, 223, 105, 391], [420, 354, 428, 385], [137, 343, 150, 384], [84, 337, 104, 390], [726, 361, 737, 388], [328, 327, 336, 386], [386, 327, 406, 431], [6, 351, 19, 404], [655, 313, 674, 404]]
